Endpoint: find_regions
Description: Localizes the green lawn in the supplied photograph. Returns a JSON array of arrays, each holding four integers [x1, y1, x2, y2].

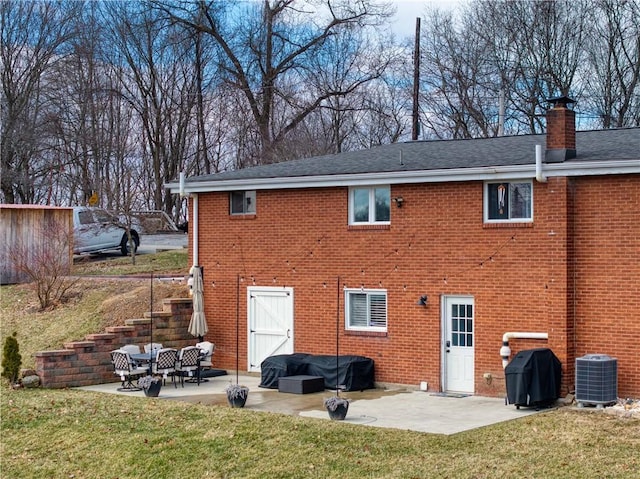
[[2, 387, 639, 478]]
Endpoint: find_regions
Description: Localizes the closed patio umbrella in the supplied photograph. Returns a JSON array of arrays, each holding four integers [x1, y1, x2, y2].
[[188, 266, 208, 340]]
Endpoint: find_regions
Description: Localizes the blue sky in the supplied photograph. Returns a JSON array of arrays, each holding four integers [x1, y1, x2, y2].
[[391, 0, 461, 39]]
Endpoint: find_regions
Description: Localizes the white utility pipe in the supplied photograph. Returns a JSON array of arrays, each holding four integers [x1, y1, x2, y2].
[[192, 193, 199, 267], [535, 145, 547, 182], [179, 171, 186, 197], [500, 331, 549, 368]]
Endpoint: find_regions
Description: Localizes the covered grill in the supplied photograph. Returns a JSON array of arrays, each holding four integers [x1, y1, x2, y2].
[[505, 348, 561, 409]]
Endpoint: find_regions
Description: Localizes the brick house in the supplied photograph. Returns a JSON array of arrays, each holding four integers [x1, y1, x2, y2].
[[168, 98, 639, 398]]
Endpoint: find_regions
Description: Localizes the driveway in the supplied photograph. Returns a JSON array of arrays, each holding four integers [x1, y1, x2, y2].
[[137, 232, 188, 254], [73, 233, 187, 262]]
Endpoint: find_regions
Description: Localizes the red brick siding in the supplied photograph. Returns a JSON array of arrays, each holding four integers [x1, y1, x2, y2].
[[546, 107, 576, 150], [194, 177, 587, 395], [572, 175, 640, 398]]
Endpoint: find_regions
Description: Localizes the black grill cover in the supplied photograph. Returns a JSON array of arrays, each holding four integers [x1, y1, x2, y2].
[[260, 353, 375, 391], [505, 348, 561, 407]]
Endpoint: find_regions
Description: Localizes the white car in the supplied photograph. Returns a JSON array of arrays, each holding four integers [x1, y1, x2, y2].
[[73, 207, 140, 255]]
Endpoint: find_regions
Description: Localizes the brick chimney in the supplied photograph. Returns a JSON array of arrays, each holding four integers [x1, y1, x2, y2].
[[546, 96, 576, 162]]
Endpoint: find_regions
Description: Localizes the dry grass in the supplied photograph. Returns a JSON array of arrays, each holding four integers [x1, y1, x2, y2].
[[2, 387, 639, 478], [0, 250, 189, 369], [72, 249, 188, 276]]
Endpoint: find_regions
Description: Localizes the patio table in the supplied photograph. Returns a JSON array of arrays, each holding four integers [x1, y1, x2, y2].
[[130, 352, 153, 368]]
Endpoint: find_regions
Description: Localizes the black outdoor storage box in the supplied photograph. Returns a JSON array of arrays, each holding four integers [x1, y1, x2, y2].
[[505, 348, 561, 409], [278, 375, 325, 394], [260, 353, 375, 392]]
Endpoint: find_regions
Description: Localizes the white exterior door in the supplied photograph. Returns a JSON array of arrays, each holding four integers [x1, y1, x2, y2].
[[442, 296, 475, 394], [248, 287, 294, 372]]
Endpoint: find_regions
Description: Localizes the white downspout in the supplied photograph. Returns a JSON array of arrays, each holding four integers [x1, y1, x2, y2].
[[535, 144, 547, 183], [178, 170, 198, 267], [179, 171, 186, 197], [192, 193, 199, 267], [500, 332, 549, 369]]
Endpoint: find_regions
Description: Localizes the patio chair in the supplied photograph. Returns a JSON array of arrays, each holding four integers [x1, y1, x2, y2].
[[175, 346, 201, 387], [151, 348, 178, 386], [195, 341, 215, 373], [144, 342, 163, 354], [111, 349, 148, 391], [121, 344, 141, 355]]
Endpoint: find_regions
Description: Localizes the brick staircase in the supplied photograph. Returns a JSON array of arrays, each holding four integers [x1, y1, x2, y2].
[[35, 298, 194, 388]]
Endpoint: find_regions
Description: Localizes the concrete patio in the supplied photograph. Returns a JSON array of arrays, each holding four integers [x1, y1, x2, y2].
[[79, 372, 547, 435]]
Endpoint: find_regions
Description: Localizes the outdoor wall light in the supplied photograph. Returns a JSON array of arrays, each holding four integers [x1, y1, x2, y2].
[[416, 295, 428, 306], [392, 196, 404, 208]]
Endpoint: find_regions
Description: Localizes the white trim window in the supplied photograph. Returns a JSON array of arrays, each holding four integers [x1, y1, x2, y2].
[[230, 190, 256, 215], [349, 186, 390, 224], [484, 181, 533, 222], [345, 289, 387, 331]]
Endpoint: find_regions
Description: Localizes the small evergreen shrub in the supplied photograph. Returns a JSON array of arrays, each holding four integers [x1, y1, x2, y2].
[[2, 332, 22, 384]]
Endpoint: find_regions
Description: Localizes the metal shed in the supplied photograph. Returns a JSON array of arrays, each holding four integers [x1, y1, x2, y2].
[[0, 205, 73, 284]]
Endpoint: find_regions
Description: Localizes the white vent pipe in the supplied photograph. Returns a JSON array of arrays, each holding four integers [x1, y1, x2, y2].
[[500, 331, 548, 368], [535, 145, 547, 182]]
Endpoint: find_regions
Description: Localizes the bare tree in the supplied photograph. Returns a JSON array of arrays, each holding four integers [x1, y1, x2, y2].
[[104, 2, 201, 218], [418, 0, 591, 138], [43, 3, 138, 210], [0, 0, 79, 204], [150, 0, 394, 165], [469, 0, 589, 134], [304, 25, 396, 153], [11, 217, 77, 310], [583, 0, 640, 128], [418, 6, 498, 139], [352, 73, 409, 148]]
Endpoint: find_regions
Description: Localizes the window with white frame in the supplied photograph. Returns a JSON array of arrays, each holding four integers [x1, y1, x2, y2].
[[230, 190, 256, 215], [349, 186, 390, 224], [345, 289, 387, 331], [484, 181, 532, 222]]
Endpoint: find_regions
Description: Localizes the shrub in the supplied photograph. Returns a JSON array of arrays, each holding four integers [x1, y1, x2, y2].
[[2, 332, 22, 384], [10, 219, 78, 310]]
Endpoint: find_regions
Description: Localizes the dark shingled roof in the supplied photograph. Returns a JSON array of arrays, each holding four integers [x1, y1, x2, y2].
[[188, 128, 639, 184]]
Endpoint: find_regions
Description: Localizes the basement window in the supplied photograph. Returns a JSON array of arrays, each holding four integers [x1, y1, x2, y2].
[[484, 181, 532, 222], [230, 190, 256, 215], [345, 289, 387, 332]]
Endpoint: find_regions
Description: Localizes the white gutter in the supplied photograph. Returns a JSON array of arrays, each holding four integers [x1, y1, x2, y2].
[[535, 145, 547, 182], [500, 332, 549, 369], [166, 158, 640, 195]]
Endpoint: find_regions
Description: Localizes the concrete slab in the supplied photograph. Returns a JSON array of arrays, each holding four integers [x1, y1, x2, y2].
[[79, 373, 544, 435]]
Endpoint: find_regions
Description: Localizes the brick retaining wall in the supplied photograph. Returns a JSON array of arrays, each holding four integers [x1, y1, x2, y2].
[[35, 298, 194, 388]]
